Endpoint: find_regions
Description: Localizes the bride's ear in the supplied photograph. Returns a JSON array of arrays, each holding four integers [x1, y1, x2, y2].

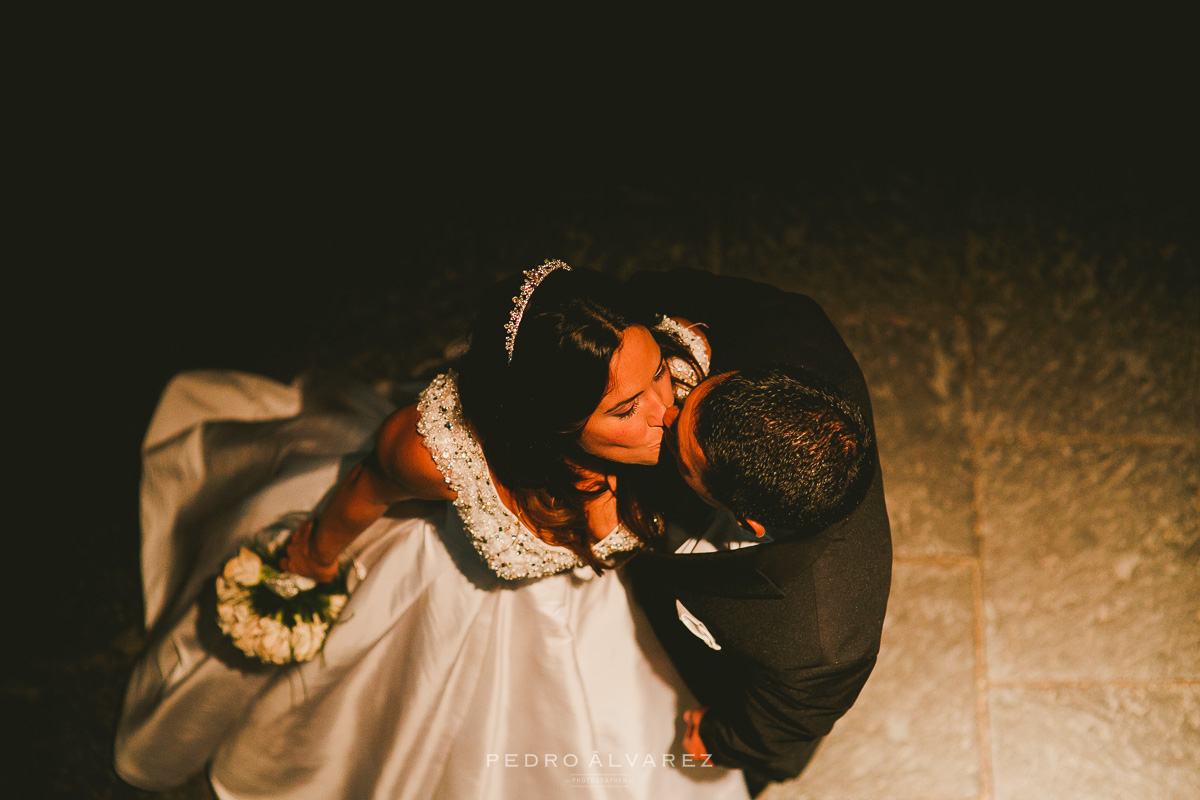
[[734, 515, 767, 538]]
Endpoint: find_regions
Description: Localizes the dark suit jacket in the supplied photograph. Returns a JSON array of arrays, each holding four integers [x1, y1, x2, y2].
[[625, 269, 893, 782]]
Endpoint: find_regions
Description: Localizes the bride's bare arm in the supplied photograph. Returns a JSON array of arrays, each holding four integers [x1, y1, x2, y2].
[[281, 403, 454, 580]]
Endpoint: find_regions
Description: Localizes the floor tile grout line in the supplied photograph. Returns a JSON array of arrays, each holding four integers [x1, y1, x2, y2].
[[990, 679, 1200, 690], [893, 554, 979, 567], [972, 432, 1194, 447]]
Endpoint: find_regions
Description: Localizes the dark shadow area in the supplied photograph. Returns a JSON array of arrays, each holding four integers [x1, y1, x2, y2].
[[13, 34, 1197, 796]]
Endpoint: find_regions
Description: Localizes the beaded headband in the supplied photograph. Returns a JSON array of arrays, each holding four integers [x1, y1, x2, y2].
[[504, 259, 571, 363]]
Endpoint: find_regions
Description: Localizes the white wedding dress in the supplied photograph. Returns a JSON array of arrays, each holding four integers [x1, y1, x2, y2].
[[115, 368, 748, 800]]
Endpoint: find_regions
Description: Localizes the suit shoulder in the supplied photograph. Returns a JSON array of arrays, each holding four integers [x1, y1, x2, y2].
[[811, 496, 892, 661]]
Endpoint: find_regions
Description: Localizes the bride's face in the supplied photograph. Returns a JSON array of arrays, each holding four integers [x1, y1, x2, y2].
[[578, 325, 674, 466]]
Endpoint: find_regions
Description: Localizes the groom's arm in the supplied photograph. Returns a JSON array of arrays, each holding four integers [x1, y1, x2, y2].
[[697, 655, 878, 781], [626, 268, 872, 412]]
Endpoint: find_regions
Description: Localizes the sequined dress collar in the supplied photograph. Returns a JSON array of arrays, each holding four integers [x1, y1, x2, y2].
[[416, 372, 641, 580]]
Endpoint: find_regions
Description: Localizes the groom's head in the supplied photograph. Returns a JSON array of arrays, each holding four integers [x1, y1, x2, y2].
[[666, 365, 876, 537]]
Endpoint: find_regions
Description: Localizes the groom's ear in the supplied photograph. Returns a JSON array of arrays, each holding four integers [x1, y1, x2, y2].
[[734, 515, 767, 538]]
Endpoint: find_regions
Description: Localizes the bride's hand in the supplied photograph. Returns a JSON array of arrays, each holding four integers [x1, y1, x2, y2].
[[279, 519, 340, 583]]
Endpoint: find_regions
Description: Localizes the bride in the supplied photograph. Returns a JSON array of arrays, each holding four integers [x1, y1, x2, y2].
[[115, 261, 748, 799]]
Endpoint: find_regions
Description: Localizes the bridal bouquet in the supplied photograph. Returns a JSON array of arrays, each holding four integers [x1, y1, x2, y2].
[[215, 527, 359, 664]]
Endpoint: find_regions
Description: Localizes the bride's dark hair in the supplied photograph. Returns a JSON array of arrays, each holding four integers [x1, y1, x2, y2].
[[456, 266, 691, 572]]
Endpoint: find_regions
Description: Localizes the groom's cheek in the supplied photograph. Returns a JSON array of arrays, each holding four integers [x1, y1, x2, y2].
[[663, 404, 681, 429]]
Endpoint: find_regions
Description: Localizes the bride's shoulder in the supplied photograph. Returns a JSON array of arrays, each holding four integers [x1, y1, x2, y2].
[[410, 372, 480, 491], [374, 389, 456, 501]]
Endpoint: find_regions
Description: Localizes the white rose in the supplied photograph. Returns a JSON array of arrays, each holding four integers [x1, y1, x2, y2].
[[290, 618, 328, 662], [215, 576, 249, 604], [230, 616, 260, 641], [255, 617, 293, 664], [224, 547, 263, 587], [327, 594, 348, 620], [233, 599, 255, 623], [231, 617, 264, 658], [220, 597, 255, 631], [217, 599, 238, 630]]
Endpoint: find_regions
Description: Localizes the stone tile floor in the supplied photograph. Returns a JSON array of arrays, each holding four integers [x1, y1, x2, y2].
[[14, 171, 1196, 799]]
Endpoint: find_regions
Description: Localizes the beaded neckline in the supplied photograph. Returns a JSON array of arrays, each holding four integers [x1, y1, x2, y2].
[[416, 372, 641, 581]]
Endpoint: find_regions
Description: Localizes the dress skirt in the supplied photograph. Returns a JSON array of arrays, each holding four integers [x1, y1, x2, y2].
[[115, 371, 748, 799]]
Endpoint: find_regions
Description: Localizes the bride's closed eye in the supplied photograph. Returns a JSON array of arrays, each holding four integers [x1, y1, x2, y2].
[[615, 360, 667, 419]]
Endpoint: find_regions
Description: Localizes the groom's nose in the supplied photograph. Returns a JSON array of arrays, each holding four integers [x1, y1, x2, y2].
[[663, 404, 680, 430]]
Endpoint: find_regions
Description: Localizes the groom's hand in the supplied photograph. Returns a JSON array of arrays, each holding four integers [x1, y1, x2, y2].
[[683, 707, 712, 764]]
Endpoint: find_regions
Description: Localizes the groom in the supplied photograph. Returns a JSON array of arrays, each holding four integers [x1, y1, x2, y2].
[[626, 269, 892, 797]]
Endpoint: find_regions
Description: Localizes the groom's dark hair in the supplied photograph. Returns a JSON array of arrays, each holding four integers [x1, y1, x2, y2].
[[693, 365, 876, 533]]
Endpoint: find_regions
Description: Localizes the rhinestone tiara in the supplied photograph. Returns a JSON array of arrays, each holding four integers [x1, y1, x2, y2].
[[504, 259, 571, 363]]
